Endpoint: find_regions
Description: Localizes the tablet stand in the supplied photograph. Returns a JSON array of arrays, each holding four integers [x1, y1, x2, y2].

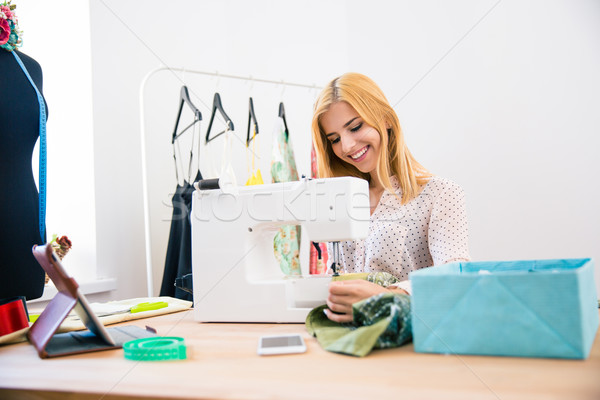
[[28, 244, 155, 358]]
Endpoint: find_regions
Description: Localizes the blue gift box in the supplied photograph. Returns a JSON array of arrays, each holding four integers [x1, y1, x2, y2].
[[410, 259, 599, 359]]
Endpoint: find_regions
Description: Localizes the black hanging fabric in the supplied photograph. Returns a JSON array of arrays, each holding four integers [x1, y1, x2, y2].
[[0, 50, 48, 300], [159, 171, 201, 301], [159, 86, 202, 301]]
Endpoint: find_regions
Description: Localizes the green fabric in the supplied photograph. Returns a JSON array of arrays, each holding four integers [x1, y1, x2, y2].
[[272, 225, 301, 275], [305, 272, 412, 357], [271, 118, 301, 276], [333, 272, 401, 287]]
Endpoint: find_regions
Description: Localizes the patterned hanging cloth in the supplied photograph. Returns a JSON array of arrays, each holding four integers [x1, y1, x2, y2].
[[270, 116, 301, 276]]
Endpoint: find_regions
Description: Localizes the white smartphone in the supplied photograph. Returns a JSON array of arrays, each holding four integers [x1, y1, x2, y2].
[[257, 334, 307, 356]]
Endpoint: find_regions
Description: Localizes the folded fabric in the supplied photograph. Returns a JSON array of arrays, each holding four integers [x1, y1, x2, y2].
[[0, 296, 192, 346], [333, 272, 400, 287], [0, 327, 29, 346], [58, 296, 192, 333], [306, 272, 412, 357]]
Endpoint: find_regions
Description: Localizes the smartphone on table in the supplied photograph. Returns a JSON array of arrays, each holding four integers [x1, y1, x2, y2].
[[257, 334, 307, 356]]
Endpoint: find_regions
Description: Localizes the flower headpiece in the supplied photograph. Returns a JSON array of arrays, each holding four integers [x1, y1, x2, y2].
[[0, 1, 22, 52]]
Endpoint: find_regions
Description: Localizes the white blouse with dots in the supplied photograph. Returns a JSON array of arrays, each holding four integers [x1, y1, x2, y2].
[[330, 175, 470, 285]]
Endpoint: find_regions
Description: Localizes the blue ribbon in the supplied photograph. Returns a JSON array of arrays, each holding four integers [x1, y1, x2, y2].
[[11, 51, 47, 242]]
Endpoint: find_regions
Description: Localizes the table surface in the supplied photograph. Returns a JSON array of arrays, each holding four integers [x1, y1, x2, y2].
[[1, 310, 599, 400]]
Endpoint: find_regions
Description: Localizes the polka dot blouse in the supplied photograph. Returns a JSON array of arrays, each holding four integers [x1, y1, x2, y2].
[[329, 175, 470, 280]]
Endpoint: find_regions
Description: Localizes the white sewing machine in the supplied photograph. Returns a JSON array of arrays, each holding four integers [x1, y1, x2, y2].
[[190, 177, 370, 322]]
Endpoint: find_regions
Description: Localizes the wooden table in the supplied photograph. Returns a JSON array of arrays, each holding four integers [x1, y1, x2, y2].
[[1, 310, 599, 400]]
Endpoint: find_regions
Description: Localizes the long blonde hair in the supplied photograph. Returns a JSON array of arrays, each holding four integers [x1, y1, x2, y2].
[[311, 72, 431, 204]]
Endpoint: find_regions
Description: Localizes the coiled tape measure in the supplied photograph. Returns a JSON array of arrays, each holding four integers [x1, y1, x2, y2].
[[123, 337, 187, 361], [12, 51, 47, 241]]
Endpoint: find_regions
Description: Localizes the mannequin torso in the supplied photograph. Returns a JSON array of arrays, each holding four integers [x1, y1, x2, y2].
[[0, 49, 48, 299]]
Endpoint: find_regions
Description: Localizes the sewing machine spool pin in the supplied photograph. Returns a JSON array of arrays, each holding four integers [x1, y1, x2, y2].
[[331, 241, 341, 276]]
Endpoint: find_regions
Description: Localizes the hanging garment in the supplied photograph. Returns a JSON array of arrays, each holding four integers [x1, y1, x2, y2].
[[219, 128, 238, 194], [246, 169, 263, 185], [245, 126, 264, 186], [201, 135, 221, 179], [202, 93, 238, 192], [204, 92, 235, 181], [159, 171, 201, 301], [309, 145, 328, 274], [245, 97, 263, 186], [0, 50, 48, 300], [270, 117, 301, 276], [202, 92, 237, 192], [160, 87, 203, 300]]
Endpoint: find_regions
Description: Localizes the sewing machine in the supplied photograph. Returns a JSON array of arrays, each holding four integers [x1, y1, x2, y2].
[[190, 177, 370, 322]]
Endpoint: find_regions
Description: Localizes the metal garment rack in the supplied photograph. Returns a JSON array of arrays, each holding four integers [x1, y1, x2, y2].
[[139, 66, 323, 297]]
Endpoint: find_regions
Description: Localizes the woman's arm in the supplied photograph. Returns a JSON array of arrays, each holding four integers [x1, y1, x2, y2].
[[428, 180, 471, 265]]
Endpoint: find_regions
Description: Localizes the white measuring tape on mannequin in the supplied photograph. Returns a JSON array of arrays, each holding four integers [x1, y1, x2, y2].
[[12, 52, 47, 241]]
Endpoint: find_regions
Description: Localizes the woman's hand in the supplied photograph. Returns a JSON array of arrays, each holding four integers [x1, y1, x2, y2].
[[325, 280, 406, 323]]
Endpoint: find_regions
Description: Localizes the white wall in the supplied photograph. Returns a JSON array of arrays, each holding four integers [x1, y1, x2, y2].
[[17, 0, 97, 282], [344, 0, 600, 273], [89, 0, 350, 298], [86, 0, 600, 300]]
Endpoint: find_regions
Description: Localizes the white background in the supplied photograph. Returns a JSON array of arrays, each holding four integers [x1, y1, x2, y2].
[[17, 0, 600, 299]]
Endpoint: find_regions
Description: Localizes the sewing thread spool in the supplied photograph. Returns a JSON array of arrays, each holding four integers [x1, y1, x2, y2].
[[0, 298, 29, 336]]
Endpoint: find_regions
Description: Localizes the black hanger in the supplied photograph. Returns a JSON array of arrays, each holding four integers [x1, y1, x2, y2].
[[205, 93, 234, 143], [278, 102, 289, 139], [172, 86, 202, 143], [171, 86, 202, 184], [246, 97, 260, 146]]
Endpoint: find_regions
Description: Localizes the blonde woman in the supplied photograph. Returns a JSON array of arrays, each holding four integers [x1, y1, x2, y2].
[[312, 73, 470, 323]]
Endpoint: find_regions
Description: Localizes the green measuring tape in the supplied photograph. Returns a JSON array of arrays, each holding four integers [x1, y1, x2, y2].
[[123, 337, 187, 361]]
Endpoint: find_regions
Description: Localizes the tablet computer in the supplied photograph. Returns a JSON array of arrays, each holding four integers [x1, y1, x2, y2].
[[32, 244, 115, 346]]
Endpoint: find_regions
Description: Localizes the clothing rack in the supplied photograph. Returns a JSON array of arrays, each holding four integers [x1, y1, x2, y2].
[[139, 66, 323, 297]]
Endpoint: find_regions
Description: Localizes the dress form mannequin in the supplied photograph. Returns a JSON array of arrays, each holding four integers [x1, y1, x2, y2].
[[0, 49, 48, 300]]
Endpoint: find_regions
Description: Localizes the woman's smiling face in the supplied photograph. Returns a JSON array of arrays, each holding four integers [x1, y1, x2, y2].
[[320, 101, 381, 177]]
